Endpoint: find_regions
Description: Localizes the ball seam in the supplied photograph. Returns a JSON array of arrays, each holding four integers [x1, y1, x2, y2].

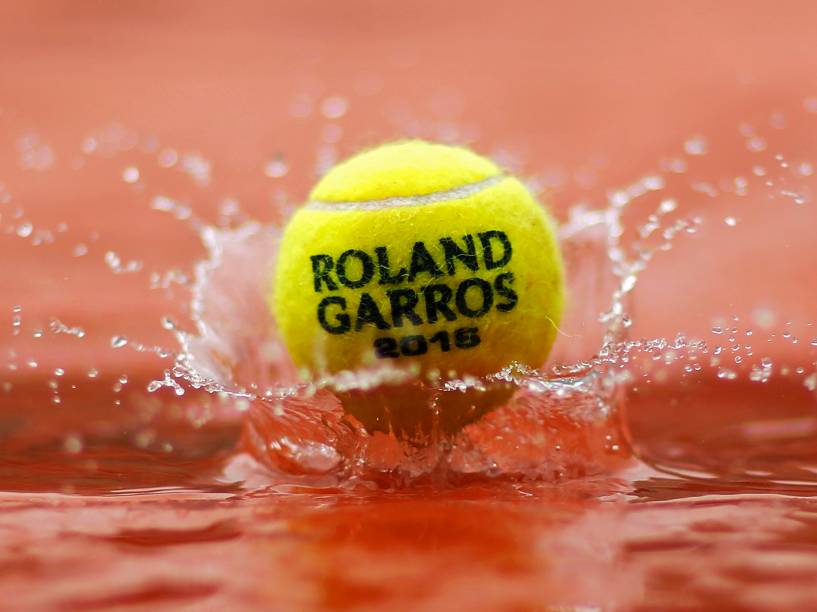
[[305, 175, 508, 212]]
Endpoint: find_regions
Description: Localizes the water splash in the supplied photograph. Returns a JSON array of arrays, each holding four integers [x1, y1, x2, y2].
[[2, 95, 817, 485]]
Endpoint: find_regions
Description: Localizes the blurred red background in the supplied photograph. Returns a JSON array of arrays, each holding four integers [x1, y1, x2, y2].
[[2, 3, 817, 609]]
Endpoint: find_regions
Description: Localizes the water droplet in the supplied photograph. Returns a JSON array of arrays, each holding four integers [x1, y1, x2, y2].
[[621, 275, 636, 293], [16, 222, 33, 238], [157, 148, 178, 168], [692, 181, 717, 197], [151, 195, 191, 220], [717, 368, 737, 380], [659, 198, 677, 213], [264, 157, 289, 178], [750, 359, 773, 383], [746, 136, 766, 152], [87, 368, 99, 378], [805, 96, 817, 114], [73, 243, 88, 257], [683, 136, 707, 156], [111, 336, 128, 349], [49, 319, 86, 338], [643, 175, 664, 191], [724, 216, 738, 227], [11, 306, 22, 336], [104, 251, 143, 274], [81, 137, 98, 154], [180, 152, 211, 186], [798, 162, 814, 177], [320, 96, 348, 119], [609, 190, 629, 207], [122, 166, 140, 183]]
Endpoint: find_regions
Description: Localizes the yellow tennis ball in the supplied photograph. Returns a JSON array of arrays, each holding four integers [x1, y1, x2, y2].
[[271, 140, 564, 436]]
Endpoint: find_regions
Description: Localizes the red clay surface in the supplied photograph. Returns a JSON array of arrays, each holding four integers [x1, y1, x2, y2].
[[2, 2, 817, 610]]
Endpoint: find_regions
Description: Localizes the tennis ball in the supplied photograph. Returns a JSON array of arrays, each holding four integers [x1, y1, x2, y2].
[[271, 140, 564, 436]]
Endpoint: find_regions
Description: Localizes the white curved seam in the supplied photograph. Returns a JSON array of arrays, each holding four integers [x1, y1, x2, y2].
[[305, 174, 506, 211]]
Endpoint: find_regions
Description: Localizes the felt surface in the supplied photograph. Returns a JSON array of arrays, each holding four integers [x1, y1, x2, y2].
[[310, 140, 502, 203], [273, 142, 564, 379]]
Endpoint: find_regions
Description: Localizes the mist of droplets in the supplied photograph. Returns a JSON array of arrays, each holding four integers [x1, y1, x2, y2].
[[2, 94, 817, 475]]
